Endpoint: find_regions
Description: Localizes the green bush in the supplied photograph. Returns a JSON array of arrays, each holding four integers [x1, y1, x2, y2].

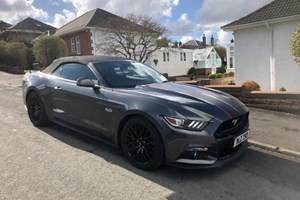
[[216, 73, 223, 78], [33, 35, 67, 68], [241, 80, 261, 91], [223, 72, 229, 77], [228, 72, 235, 77], [290, 23, 300, 66], [0, 41, 27, 72], [279, 87, 286, 91], [187, 67, 197, 79], [208, 74, 217, 79]]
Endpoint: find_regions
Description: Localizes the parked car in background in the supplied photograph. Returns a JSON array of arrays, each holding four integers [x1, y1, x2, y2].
[[22, 56, 249, 170]]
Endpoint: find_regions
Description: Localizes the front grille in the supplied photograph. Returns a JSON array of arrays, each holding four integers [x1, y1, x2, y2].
[[215, 112, 249, 139]]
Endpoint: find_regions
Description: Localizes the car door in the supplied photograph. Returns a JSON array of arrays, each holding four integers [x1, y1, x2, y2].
[[51, 62, 117, 137]]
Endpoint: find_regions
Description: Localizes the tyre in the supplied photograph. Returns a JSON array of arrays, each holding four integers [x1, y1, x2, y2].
[[26, 92, 49, 126], [121, 117, 164, 170]]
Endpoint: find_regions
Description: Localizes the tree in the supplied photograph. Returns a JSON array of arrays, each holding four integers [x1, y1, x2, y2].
[[33, 35, 67, 68], [95, 13, 168, 63], [291, 23, 300, 66]]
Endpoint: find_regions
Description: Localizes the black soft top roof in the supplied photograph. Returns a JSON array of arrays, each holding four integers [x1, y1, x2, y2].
[[42, 55, 126, 74]]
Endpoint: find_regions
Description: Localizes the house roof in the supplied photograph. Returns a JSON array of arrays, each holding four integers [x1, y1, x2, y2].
[[193, 47, 215, 61], [7, 17, 56, 33], [0, 20, 12, 32], [180, 40, 206, 49], [222, 0, 300, 30], [55, 8, 134, 36]]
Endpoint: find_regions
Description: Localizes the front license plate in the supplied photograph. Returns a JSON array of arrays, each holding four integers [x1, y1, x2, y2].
[[233, 131, 249, 148]]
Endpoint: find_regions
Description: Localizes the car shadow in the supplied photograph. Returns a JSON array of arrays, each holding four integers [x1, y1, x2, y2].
[[38, 124, 300, 199]]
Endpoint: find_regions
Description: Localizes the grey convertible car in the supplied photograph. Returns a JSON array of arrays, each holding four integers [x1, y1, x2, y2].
[[23, 56, 249, 170]]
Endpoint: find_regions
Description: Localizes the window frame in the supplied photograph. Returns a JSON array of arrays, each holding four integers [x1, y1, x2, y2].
[[75, 36, 81, 55], [71, 37, 76, 54], [51, 62, 99, 84]]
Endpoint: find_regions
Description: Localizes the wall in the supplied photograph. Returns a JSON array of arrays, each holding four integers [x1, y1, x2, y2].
[[148, 48, 194, 76], [206, 85, 300, 114], [90, 29, 109, 56], [234, 25, 271, 90], [234, 19, 300, 91], [61, 30, 92, 55], [273, 19, 300, 91]]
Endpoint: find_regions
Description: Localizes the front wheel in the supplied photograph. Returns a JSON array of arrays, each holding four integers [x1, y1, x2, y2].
[[26, 92, 49, 126], [121, 117, 165, 170]]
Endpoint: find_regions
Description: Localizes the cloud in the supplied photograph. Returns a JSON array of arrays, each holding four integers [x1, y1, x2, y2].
[[62, 0, 180, 18], [49, 0, 59, 6], [166, 13, 201, 37], [197, 0, 273, 26], [0, 0, 48, 23], [51, 9, 76, 28], [180, 35, 193, 43], [169, 0, 273, 45]]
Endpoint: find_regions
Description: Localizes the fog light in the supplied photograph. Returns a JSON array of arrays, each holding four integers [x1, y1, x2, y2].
[[187, 147, 208, 152]]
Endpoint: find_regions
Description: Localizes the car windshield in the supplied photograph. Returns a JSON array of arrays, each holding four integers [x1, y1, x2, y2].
[[93, 60, 168, 88]]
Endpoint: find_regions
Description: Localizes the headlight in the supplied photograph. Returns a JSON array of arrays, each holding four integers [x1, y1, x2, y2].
[[163, 116, 208, 131]]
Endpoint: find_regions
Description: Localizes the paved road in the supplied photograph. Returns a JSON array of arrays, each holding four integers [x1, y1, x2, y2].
[[0, 73, 300, 199]]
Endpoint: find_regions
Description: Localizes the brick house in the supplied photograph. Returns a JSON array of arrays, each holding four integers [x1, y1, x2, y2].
[[54, 8, 132, 56], [0, 17, 56, 42]]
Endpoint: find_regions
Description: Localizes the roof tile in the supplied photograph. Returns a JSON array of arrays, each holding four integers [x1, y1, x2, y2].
[[223, 0, 300, 29]]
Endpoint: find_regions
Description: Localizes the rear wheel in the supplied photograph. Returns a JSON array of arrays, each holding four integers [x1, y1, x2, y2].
[[27, 92, 49, 126], [121, 117, 164, 170]]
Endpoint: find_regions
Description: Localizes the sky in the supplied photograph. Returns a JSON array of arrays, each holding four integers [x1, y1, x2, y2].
[[0, 0, 273, 46]]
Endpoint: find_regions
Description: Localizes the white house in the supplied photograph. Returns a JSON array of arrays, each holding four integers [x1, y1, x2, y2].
[[193, 47, 222, 74], [148, 46, 222, 77], [222, 0, 300, 91], [146, 48, 194, 77], [226, 41, 235, 73]]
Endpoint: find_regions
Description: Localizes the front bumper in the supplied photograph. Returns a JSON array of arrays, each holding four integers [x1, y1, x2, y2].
[[160, 113, 249, 169], [166, 140, 249, 169]]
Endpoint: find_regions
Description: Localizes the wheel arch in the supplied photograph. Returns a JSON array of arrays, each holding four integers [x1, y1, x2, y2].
[[116, 111, 165, 151], [25, 87, 39, 104]]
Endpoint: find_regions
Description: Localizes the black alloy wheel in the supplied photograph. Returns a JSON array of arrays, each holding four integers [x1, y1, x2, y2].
[[27, 92, 49, 126], [121, 117, 164, 170]]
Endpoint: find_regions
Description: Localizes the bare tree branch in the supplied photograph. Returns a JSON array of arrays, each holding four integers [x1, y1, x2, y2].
[[94, 13, 169, 63]]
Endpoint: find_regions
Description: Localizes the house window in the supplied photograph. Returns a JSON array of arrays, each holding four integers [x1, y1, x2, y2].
[[71, 37, 76, 54], [183, 53, 186, 61], [163, 52, 166, 62], [76, 36, 80, 54], [180, 52, 183, 61], [71, 36, 81, 55], [167, 52, 169, 61]]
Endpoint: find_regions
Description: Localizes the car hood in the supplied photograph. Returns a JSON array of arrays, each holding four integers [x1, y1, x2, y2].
[[131, 82, 247, 121]]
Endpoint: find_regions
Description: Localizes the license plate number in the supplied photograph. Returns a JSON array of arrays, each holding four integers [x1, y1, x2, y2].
[[233, 131, 249, 148]]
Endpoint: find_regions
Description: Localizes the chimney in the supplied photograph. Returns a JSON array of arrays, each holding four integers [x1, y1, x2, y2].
[[202, 34, 206, 47], [211, 35, 214, 46], [174, 41, 178, 48]]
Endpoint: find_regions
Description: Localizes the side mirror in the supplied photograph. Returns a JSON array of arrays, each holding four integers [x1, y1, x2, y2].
[[76, 77, 100, 89]]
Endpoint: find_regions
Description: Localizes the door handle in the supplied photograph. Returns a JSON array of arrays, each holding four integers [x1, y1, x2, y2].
[[54, 86, 62, 90]]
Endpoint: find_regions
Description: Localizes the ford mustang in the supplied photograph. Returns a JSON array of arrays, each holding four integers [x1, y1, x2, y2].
[[23, 56, 249, 170]]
